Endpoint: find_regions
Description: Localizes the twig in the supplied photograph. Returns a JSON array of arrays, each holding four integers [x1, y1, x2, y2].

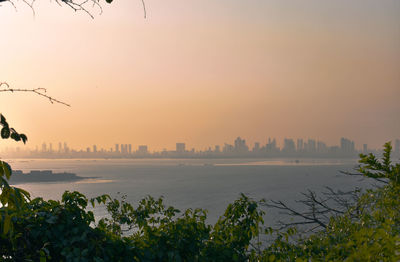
[[0, 82, 70, 107], [141, 0, 146, 18], [0, 0, 147, 19]]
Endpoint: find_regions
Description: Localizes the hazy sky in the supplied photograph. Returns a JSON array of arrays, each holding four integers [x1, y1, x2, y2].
[[1, 0, 399, 151]]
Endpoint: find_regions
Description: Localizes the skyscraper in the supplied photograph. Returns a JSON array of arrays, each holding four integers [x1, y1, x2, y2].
[[234, 137, 248, 153], [296, 138, 304, 152], [176, 143, 186, 153], [340, 138, 355, 153]]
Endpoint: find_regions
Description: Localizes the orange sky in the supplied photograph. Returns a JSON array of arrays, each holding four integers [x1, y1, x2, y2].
[[1, 0, 399, 151]]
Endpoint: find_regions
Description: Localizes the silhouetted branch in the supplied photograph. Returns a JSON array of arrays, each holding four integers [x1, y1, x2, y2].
[[0, 82, 70, 107], [0, 0, 147, 18], [141, 0, 146, 18], [263, 187, 364, 233]]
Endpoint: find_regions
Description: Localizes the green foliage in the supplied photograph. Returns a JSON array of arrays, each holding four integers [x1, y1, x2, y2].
[[358, 142, 400, 185], [0, 142, 399, 261], [0, 163, 264, 261], [0, 113, 27, 144]]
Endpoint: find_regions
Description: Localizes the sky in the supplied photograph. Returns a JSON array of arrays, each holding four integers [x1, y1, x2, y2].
[[0, 0, 399, 151]]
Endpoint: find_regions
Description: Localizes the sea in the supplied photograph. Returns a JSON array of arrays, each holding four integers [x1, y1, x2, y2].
[[5, 158, 374, 225]]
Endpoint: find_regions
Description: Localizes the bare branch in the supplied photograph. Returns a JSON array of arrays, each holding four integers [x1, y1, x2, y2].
[[0, 82, 70, 107], [0, 0, 147, 19], [141, 0, 146, 18], [262, 186, 366, 234]]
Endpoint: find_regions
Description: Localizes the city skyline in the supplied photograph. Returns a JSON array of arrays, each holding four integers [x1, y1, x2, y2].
[[3, 136, 400, 159], [1, 0, 399, 151]]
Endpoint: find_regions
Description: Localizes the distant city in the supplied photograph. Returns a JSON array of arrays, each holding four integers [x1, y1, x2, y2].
[[2, 137, 400, 159]]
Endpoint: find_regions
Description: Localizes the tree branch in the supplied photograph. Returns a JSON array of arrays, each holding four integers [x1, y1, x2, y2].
[[0, 82, 70, 107], [0, 0, 147, 19]]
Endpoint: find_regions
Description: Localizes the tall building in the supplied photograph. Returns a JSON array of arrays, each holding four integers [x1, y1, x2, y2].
[[176, 143, 186, 153], [340, 138, 355, 153], [317, 141, 328, 153], [234, 137, 248, 153], [304, 139, 316, 153], [253, 142, 260, 152], [42, 142, 47, 152], [64, 142, 69, 153], [283, 138, 295, 153], [128, 144, 132, 154], [223, 143, 234, 153], [115, 144, 120, 153], [93, 145, 97, 153], [266, 138, 279, 153], [296, 138, 304, 152], [121, 144, 126, 154]]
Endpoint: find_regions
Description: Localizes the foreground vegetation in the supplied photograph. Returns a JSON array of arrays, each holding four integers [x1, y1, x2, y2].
[[0, 142, 399, 261]]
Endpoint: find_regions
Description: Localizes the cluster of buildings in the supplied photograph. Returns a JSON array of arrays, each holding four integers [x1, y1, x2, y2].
[[3, 138, 400, 159]]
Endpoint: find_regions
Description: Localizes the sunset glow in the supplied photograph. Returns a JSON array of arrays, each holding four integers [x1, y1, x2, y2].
[[1, 0, 399, 151]]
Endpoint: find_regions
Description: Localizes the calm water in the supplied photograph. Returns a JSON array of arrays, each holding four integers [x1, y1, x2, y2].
[[6, 158, 372, 224]]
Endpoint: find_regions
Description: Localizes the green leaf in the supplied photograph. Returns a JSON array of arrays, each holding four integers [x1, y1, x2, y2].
[[10, 132, 20, 141], [20, 134, 28, 144], [0, 114, 6, 125], [3, 214, 11, 234], [1, 127, 10, 139], [0, 161, 12, 180], [40, 250, 47, 262]]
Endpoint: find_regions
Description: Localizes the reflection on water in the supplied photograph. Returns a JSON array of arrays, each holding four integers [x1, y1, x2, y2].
[[75, 179, 114, 184], [214, 159, 353, 166]]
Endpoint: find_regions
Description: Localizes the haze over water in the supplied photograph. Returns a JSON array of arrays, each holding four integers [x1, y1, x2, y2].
[[8, 158, 374, 224], [1, 1, 399, 228]]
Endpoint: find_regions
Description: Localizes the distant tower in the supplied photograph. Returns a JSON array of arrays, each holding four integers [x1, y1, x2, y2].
[[115, 144, 120, 153], [340, 138, 355, 153], [234, 137, 248, 153], [93, 145, 97, 153], [307, 139, 316, 153], [64, 142, 69, 153], [296, 139, 304, 152], [283, 138, 295, 153], [253, 142, 260, 152], [176, 143, 186, 153]]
